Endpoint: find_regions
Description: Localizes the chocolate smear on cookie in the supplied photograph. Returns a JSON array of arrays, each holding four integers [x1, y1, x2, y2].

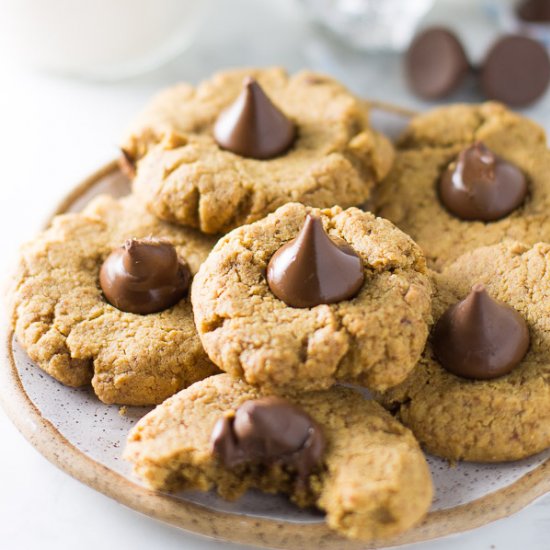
[[481, 35, 550, 107], [100, 238, 190, 314], [266, 214, 364, 308], [439, 142, 527, 221], [432, 283, 530, 380], [211, 396, 325, 483], [405, 27, 470, 100], [214, 76, 296, 160]]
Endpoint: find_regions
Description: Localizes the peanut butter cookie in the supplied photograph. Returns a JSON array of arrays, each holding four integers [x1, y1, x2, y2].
[[124, 373, 433, 542], [380, 241, 550, 462], [10, 194, 218, 405], [376, 102, 550, 270], [192, 202, 432, 393], [122, 67, 394, 234]]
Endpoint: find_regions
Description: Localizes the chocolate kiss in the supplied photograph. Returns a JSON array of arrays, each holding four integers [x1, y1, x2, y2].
[[211, 397, 325, 483], [405, 27, 470, 100], [480, 35, 550, 107], [439, 142, 527, 222], [213, 77, 296, 160], [99, 238, 191, 314], [432, 283, 530, 380], [266, 214, 365, 308]]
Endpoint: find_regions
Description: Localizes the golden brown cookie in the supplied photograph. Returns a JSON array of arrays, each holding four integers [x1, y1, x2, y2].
[[124, 373, 433, 542], [376, 102, 550, 270], [191, 202, 432, 393], [122, 67, 394, 234], [10, 194, 219, 405], [379, 241, 550, 462]]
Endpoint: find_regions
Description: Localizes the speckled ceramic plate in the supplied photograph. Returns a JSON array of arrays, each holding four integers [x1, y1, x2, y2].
[[1, 105, 550, 550]]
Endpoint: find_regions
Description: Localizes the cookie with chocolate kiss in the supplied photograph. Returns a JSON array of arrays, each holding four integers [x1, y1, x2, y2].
[[192, 202, 432, 394], [376, 102, 550, 270], [124, 67, 394, 234], [379, 241, 550, 462], [125, 373, 433, 542], [10, 195, 218, 405]]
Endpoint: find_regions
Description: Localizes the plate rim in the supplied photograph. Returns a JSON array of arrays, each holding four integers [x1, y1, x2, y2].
[[1, 158, 550, 550]]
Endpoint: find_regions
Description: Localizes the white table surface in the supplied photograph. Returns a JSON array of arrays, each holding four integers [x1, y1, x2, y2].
[[1, 0, 549, 548]]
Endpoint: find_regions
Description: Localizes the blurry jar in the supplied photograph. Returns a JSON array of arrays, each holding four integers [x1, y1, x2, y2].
[[0, 0, 210, 80], [299, 0, 435, 51]]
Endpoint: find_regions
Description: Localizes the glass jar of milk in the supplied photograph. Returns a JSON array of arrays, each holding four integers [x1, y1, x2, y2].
[[0, 0, 210, 79]]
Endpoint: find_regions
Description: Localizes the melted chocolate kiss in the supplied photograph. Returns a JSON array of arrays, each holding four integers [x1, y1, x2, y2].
[[213, 77, 296, 160], [432, 284, 530, 380], [211, 397, 326, 483], [99, 238, 191, 314], [266, 214, 365, 308], [439, 142, 527, 221]]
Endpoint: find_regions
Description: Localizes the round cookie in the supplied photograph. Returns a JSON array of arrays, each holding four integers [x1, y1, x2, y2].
[[191, 202, 432, 393], [380, 241, 550, 462], [124, 373, 433, 542], [375, 102, 550, 270], [122, 67, 394, 234], [10, 194, 219, 405]]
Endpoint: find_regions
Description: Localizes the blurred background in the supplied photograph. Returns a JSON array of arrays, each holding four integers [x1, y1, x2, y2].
[[1, 0, 550, 254], [1, 0, 550, 548]]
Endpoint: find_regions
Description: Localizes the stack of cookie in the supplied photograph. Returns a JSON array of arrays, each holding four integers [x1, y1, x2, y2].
[[9, 67, 550, 543]]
